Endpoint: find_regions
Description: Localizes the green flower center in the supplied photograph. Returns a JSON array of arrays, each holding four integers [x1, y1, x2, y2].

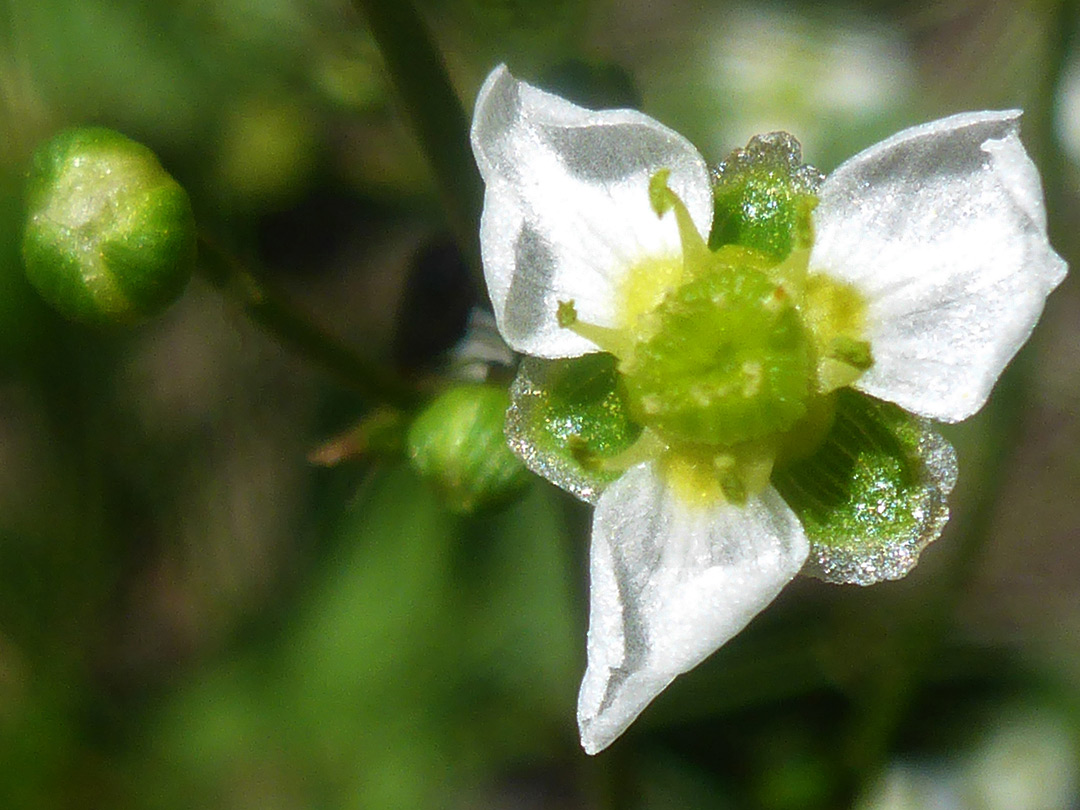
[[558, 170, 873, 504], [621, 244, 812, 447]]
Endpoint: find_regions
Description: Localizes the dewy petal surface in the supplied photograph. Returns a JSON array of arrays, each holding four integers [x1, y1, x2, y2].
[[810, 110, 1067, 422], [577, 462, 809, 754], [470, 65, 713, 358]]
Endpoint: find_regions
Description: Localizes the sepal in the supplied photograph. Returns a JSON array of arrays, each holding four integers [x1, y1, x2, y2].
[[506, 354, 641, 503], [710, 132, 823, 261], [772, 389, 957, 585]]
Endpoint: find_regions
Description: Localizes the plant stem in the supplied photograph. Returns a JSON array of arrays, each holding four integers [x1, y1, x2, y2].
[[197, 234, 420, 408], [350, 0, 484, 286]]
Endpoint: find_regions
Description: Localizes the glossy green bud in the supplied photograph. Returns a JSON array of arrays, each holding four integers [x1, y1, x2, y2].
[[22, 127, 196, 326], [406, 384, 530, 514]]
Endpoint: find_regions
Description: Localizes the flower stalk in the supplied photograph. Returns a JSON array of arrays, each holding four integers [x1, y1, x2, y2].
[[197, 234, 420, 408], [350, 0, 483, 283]]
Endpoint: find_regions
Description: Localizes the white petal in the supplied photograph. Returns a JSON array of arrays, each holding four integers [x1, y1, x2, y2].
[[470, 65, 713, 358], [810, 110, 1067, 422], [577, 462, 809, 754]]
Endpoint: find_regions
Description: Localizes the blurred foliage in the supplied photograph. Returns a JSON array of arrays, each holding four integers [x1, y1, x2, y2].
[[0, 0, 1079, 808]]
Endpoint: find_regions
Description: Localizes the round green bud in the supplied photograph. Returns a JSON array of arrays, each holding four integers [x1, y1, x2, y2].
[[406, 384, 530, 514], [21, 127, 196, 326]]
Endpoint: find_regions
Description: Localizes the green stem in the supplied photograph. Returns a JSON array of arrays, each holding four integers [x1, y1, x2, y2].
[[197, 235, 420, 408], [1026, 0, 1078, 188], [351, 0, 484, 284]]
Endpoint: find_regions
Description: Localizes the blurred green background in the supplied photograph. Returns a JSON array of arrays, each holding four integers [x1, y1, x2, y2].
[[2, 0, 1080, 807]]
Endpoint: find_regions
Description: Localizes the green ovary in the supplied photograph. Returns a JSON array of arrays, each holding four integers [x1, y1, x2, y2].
[[621, 244, 813, 448], [558, 174, 874, 504]]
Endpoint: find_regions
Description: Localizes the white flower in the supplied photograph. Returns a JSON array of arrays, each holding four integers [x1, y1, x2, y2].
[[469, 64, 1066, 755]]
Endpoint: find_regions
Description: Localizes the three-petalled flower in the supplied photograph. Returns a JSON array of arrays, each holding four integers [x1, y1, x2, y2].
[[469, 64, 1066, 754]]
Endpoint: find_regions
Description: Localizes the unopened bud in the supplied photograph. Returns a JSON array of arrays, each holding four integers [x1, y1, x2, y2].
[[22, 127, 196, 326], [407, 384, 529, 513]]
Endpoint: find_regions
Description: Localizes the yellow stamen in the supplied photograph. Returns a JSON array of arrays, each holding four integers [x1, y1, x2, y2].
[[649, 169, 711, 276], [556, 300, 634, 359]]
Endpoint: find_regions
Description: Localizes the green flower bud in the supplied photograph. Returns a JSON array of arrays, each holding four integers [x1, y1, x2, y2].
[[406, 384, 530, 514], [21, 127, 196, 326]]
